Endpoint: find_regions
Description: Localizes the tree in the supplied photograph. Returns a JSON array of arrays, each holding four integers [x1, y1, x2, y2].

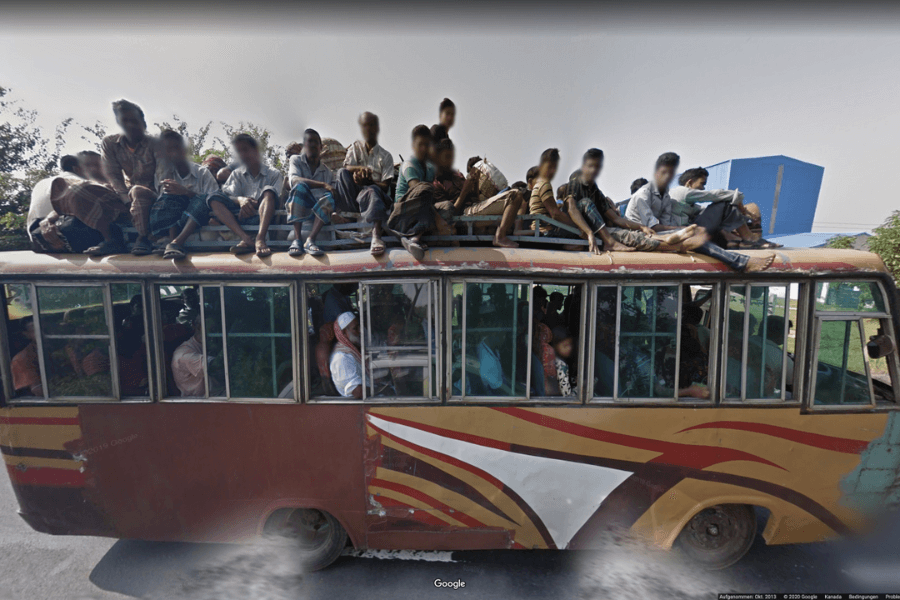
[[868, 211, 900, 282], [214, 121, 286, 172], [154, 115, 213, 163], [826, 235, 854, 250]]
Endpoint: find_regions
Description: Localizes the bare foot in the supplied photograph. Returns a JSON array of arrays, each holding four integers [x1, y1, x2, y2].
[[663, 225, 697, 245], [605, 241, 637, 252], [744, 253, 776, 273], [492, 236, 519, 249], [681, 232, 709, 251], [255, 238, 272, 257]]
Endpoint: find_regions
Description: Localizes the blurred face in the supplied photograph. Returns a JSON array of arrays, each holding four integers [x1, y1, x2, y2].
[[686, 175, 707, 190], [117, 109, 145, 140], [304, 133, 322, 161], [359, 114, 379, 144], [345, 319, 361, 344], [439, 106, 456, 129], [80, 155, 104, 181], [581, 157, 602, 182], [163, 138, 188, 165], [655, 164, 677, 189], [434, 147, 455, 171], [412, 135, 430, 162], [540, 160, 559, 181], [234, 141, 260, 168], [554, 338, 574, 359]]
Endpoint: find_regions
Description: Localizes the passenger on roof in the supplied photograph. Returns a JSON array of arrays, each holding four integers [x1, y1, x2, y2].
[[77, 151, 108, 185], [431, 138, 525, 248], [207, 133, 283, 257], [281, 142, 303, 200], [672, 167, 780, 249], [566, 148, 707, 253], [336, 112, 392, 257], [149, 130, 220, 260], [285, 128, 334, 257], [100, 99, 166, 256], [625, 152, 775, 272], [60, 155, 84, 179], [434, 98, 455, 139], [387, 125, 441, 261], [630, 178, 648, 195]]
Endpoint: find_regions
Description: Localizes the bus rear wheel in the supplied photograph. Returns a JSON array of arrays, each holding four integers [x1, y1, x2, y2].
[[676, 504, 757, 569], [265, 508, 348, 571]]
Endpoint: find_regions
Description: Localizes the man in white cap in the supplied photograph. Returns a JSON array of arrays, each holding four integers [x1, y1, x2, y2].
[[330, 312, 363, 398]]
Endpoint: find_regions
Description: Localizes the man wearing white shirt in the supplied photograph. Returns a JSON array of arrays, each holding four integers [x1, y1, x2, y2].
[[335, 112, 392, 256], [330, 312, 363, 399], [150, 130, 221, 259]]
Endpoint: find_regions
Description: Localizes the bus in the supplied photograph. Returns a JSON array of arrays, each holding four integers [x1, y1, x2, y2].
[[0, 246, 898, 570]]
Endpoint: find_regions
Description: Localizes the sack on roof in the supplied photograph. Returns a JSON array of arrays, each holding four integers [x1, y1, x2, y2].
[[321, 138, 346, 173], [472, 158, 508, 200]]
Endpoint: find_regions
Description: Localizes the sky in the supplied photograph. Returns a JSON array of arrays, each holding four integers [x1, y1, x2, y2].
[[1, 2, 899, 233]]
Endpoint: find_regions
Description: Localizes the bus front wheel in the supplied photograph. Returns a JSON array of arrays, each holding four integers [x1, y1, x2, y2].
[[676, 504, 757, 569], [266, 508, 348, 571]]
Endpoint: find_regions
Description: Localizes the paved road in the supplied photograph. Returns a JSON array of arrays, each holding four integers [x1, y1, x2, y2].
[[1, 476, 898, 600]]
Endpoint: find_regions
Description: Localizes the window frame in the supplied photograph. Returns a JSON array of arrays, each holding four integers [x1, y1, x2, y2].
[[447, 277, 587, 404], [154, 281, 298, 403], [807, 277, 898, 411], [2, 280, 153, 404]]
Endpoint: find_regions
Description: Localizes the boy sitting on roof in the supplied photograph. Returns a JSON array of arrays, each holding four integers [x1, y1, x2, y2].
[[285, 128, 334, 257]]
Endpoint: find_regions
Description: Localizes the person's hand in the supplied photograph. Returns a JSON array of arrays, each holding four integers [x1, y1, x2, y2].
[[216, 168, 232, 184], [467, 169, 481, 185], [39, 217, 63, 248], [238, 197, 258, 219], [324, 183, 335, 194], [161, 179, 193, 197], [640, 225, 655, 236], [588, 233, 601, 255]]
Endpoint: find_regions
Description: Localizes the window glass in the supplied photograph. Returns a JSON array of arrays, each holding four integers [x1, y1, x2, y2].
[[452, 282, 529, 398], [815, 281, 885, 313], [725, 284, 794, 400], [5, 284, 42, 398], [617, 285, 679, 399], [221, 286, 292, 398], [814, 319, 872, 405], [36, 286, 112, 397], [360, 282, 435, 399], [111, 283, 148, 397], [593, 286, 618, 398], [305, 282, 359, 398]]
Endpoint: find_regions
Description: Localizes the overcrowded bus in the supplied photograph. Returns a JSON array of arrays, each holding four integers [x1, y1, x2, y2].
[[0, 246, 898, 570]]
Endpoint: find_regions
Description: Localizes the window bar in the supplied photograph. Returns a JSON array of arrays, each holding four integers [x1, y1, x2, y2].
[[199, 287, 210, 400], [510, 287, 518, 396], [859, 318, 876, 407], [102, 285, 121, 400], [299, 283, 310, 402], [0, 286, 15, 402], [741, 284, 751, 402], [360, 282, 368, 401], [29, 284, 49, 400], [290, 283, 300, 403], [525, 284, 533, 400], [140, 283, 155, 400], [576, 283, 586, 404], [460, 282, 467, 400], [150, 285, 165, 401], [780, 285, 790, 400], [673, 285, 682, 400], [757, 289, 769, 399], [270, 289, 277, 398], [648, 288, 657, 398], [613, 285, 622, 401], [426, 282, 433, 399], [839, 319, 852, 404], [218, 285, 231, 399]]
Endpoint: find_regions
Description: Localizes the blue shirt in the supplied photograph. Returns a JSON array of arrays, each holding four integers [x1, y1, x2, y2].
[[288, 153, 334, 200], [395, 157, 435, 202]]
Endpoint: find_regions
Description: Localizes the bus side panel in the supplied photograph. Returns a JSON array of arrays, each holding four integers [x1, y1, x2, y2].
[[363, 406, 892, 551], [8, 403, 369, 548]]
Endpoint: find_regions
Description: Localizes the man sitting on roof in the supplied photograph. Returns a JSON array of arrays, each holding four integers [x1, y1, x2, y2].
[[77, 151, 108, 185], [335, 112, 392, 256], [625, 152, 775, 272], [671, 166, 779, 249], [149, 130, 220, 260], [285, 128, 334, 257], [100, 99, 166, 256], [206, 133, 283, 257], [387, 125, 442, 261], [566, 148, 707, 253], [431, 138, 525, 248]]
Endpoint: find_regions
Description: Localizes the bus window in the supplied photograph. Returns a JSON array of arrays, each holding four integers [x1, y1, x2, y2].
[[618, 285, 679, 400], [814, 319, 872, 406], [4, 284, 42, 399], [593, 286, 618, 398], [159, 285, 222, 398], [305, 282, 360, 399], [111, 283, 148, 397], [35, 286, 112, 398], [532, 283, 581, 398], [815, 281, 886, 313], [724, 284, 795, 401], [359, 281, 438, 401]]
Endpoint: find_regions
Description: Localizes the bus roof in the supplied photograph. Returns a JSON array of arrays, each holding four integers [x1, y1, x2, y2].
[[0, 248, 888, 279]]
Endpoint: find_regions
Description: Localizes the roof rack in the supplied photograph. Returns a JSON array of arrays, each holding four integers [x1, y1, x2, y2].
[[120, 212, 590, 251]]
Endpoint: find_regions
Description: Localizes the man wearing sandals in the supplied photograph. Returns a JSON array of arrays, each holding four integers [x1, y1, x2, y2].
[[100, 99, 167, 256], [386, 125, 439, 261], [285, 128, 335, 257], [207, 133, 282, 257], [149, 130, 220, 260], [670, 167, 779, 249], [336, 112, 392, 257], [626, 152, 775, 272]]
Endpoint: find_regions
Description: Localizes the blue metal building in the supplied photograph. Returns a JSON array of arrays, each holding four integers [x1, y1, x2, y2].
[[703, 155, 824, 237]]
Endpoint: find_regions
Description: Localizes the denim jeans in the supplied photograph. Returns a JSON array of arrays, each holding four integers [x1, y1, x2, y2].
[[694, 241, 749, 271]]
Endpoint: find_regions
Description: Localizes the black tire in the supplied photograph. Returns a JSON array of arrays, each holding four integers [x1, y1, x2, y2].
[[265, 508, 348, 571], [676, 504, 757, 570]]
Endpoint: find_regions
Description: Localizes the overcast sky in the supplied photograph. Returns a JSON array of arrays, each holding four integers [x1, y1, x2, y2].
[[1, 3, 898, 233]]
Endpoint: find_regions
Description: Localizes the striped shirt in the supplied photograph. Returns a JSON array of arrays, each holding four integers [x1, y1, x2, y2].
[[528, 179, 555, 231], [343, 140, 394, 183], [101, 133, 165, 195], [288, 153, 334, 200]]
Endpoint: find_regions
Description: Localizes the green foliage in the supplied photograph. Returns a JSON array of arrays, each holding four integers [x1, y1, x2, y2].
[[869, 211, 900, 282], [154, 115, 213, 163], [214, 121, 286, 172], [826, 235, 854, 249]]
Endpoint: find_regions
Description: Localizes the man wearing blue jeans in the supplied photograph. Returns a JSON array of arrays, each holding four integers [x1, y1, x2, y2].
[[285, 128, 334, 257], [625, 152, 775, 272]]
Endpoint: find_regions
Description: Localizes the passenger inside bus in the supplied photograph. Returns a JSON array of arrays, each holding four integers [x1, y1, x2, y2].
[[10, 319, 41, 397], [115, 294, 148, 396], [330, 312, 363, 398], [172, 315, 207, 397]]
